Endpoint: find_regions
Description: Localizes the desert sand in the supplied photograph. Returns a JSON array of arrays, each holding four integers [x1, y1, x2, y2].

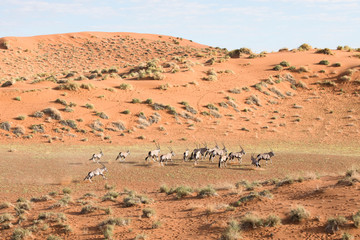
[[0, 32, 360, 239]]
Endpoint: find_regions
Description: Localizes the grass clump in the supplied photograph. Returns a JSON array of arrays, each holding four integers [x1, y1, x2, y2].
[[80, 204, 98, 214], [131, 98, 141, 104], [325, 216, 347, 234], [273, 65, 282, 71], [123, 191, 152, 207], [288, 205, 310, 223], [240, 213, 263, 229], [118, 83, 133, 90], [142, 208, 155, 218], [352, 211, 360, 228], [0, 213, 14, 223], [279, 61, 290, 67], [220, 220, 241, 240], [319, 60, 330, 65], [102, 191, 119, 202], [316, 48, 333, 55], [42, 108, 62, 120], [11, 227, 31, 240], [298, 43, 312, 51], [0, 202, 12, 209], [56, 81, 79, 91], [99, 217, 131, 227], [264, 214, 281, 227], [197, 185, 217, 198], [342, 233, 354, 240]]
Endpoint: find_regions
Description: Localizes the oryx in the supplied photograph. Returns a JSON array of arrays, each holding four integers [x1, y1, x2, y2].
[[115, 150, 130, 162], [251, 153, 261, 168], [89, 148, 104, 163], [228, 145, 246, 164], [183, 148, 190, 161], [159, 147, 175, 167], [189, 142, 208, 162], [218, 154, 229, 168], [256, 149, 275, 166], [209, 143, 227, 162], [84, 162, 107, 182], [145, 141, 161, 163]]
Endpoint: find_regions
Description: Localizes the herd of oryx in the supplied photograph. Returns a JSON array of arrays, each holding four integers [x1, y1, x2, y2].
[[84, 142, 275, 182]]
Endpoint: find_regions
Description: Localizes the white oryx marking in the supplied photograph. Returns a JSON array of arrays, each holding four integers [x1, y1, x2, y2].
[[159, 148, 175, 167]]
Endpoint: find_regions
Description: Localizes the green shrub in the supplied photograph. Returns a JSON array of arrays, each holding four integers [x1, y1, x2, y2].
[[0, 213, 14, 223], [298, 43, 312, 51], [279, 61, 290, 67], [332, 62, 341, 67], [352, 211, 360, 228], [273, 65, 283, 71], [342, 233, 354, 240], [118, 83, 133, 90], [131, 98, 141, 104], [319, 60, 329, 65], [316, 48, 333, 55], [99, 217, 131, 227], [152, 220, 162, 229]]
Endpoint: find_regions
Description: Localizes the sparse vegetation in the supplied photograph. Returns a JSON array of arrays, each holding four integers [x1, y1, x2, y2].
[[288, 206, 310, 223]]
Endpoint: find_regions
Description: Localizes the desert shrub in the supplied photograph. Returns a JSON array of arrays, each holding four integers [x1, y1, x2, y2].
[[352, 211, 360, 228], [288, 206, 310, 223], [55, 98, 67, 106], [0, 121, 11, 131], [220, 220, 241, 240], [159, 185, 169, 193], [152, 220, 162, 229], [325, 216, 347, 234], [240, 213, 263, 229], [167, 186, 193, 199], [316, 48, 333, 55], [142, 208, 155, 218], [30, 195, 51, 202], [118, 83, 133, 90], [0, 202, 11, 209], [60, 120, 77, 129], [319, 60, 329, 65], [204, 75, 217, 81], [102, 191, 119, 202], [55, 81, 79, 91], [14, 96, 21, 101], [264, 214, 281, 227], [342, 233, 354, 240], [80, 205, 98, 214], [0, 213, 14, 223], [273, 65, 283, 71], [38, 212, 67, 222], [13, 125, 25, 135], [102, 224, 114, 239], [229, 88, 241, 94], [134, 233, 148, 240], [339, 75, 351, 82], [47, 235, 62, 240], [31, 111, 44, 118], [246, 95, 261, 106], [123, 192, 152, 207], [131, 98, 141, 104], [42, 108, 62, 120], [95, 112, 109, 119], [198, 186, 217, 198], [11, 227, 31, 240], [279, 61, 290, 67], [206, 104, 218, 111], [80, 83, 94, 90], [122, 109, 130, 114], [332, 62, 341, 67], [298, 43, 312, 51], [99, 217, 131, 227]]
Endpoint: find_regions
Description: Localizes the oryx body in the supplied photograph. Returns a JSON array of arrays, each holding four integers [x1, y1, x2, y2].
[[256, 151, 275, 166], [228, 146, 246, 164], [159, 148, 175, 167], [115, 150, 130, 162], [84, 163, 107, 182], [89, 149, 104, 163], [145, 142, 161, 163], [218, 154, 229, 168]]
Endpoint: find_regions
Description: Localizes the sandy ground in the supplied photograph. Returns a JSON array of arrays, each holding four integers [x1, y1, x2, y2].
[[0, 32, 360, 239]]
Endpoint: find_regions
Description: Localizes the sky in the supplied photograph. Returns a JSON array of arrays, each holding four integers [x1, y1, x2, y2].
[[1, 0, 359, 52]]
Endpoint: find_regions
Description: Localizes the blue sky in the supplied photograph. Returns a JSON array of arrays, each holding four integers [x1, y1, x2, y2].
[[1, 0, 359, 52]]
